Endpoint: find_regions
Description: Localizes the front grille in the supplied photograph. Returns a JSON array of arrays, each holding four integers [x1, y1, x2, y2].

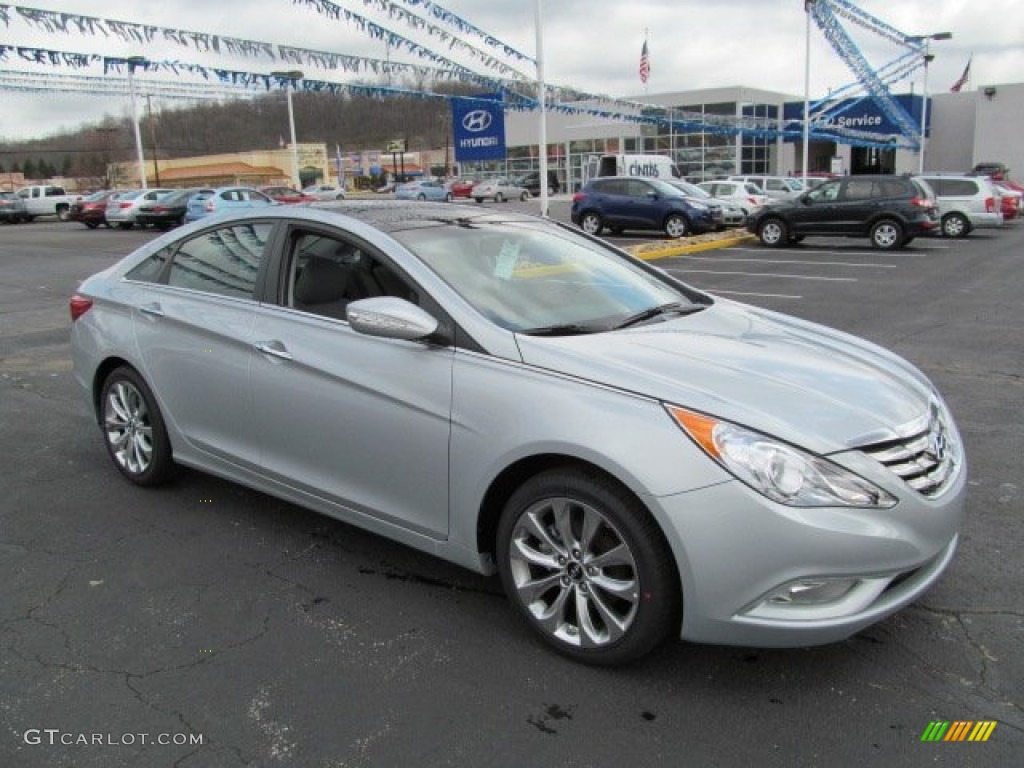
[[860, 409, 959, 498]]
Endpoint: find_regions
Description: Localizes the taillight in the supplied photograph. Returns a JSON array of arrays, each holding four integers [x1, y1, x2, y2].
[[152, 205, 168, 213], [985, 197, 995, 213], [910, 197, 934, 209], [119, 202, 133, 209], [69, 294, 93, 322], [204, 200, 215, 212], [571, 192, 586, 202]]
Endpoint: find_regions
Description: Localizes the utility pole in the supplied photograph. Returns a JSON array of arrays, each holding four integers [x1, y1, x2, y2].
[[145, 94, 161, 187]]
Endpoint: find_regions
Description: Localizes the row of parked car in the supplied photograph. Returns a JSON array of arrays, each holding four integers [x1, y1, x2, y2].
[[567, 169, 1021, 249], [62, 185, 330, 230], [745, 172, 1021, 250]]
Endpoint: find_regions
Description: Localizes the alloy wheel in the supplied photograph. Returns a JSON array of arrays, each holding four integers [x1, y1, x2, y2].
[[507, 497, 639, 648]]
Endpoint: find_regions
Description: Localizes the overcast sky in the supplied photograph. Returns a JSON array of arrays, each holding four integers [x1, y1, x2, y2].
[[1, 0, 1021, 141]]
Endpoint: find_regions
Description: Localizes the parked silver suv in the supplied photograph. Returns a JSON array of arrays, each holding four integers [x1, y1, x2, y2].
[[916, 174, 1003, 238]]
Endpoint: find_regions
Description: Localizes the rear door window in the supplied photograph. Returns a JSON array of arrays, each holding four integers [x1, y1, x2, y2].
[[166, 222, 273, 299]]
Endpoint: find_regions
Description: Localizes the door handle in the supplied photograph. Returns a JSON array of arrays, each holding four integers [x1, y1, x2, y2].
[[139, 302, 164, 318], [254, 341, 293, 361]]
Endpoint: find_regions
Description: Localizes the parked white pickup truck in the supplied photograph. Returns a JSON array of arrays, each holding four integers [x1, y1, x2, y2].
[[16, 185, 82, 221]]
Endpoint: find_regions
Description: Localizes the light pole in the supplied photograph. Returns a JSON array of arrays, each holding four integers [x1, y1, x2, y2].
[[271, 70, 304, 189], [802, 1, 813, 186], [535, 0, 549, 217], [912, 32, 952, 174], [126, 56, 148, 189]]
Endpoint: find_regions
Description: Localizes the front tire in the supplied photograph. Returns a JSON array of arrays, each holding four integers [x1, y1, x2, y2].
[[445, 192, 453, 202], [84, 221, 99, 229], [495, 192, 505, 203], [520, 191, 530, 202], [579, 211, 604, 236], [664, 214, 690, 238], [870, 219, 903, 250], [497, 468, 680, 665], [118, 222, 133, 230], [99, 367, 176, 486], [758, 218, 787, 246]]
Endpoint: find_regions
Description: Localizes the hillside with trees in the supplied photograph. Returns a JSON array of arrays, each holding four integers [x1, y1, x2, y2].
[[0, 83, 475, 184]]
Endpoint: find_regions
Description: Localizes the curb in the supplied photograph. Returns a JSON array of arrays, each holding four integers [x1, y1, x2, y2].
[[623, 232, 756, 261]]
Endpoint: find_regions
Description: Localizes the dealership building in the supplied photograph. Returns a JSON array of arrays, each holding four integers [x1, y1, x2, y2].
[[101, 81, 1022, 193], [500, 82, 1024, 191]]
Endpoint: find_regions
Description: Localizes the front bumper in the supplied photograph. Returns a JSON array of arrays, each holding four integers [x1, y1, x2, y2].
[[648, 458, 965, 647]]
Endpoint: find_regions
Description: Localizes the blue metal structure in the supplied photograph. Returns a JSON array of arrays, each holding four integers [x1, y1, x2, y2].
[[806, 0, 926, 148]]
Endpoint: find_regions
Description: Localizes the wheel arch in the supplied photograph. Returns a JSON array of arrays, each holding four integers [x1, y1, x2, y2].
[[90, 356, 136, 423], [475, 453, 677, 577]]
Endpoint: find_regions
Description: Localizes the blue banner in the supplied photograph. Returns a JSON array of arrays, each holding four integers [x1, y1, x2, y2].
[[452, 94, 506, 162], [783, 93, 925, 141]]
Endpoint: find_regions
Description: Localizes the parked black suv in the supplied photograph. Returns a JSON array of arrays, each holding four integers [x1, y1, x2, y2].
[[514, 170, 561, 197], [747, 175, 938, 250]]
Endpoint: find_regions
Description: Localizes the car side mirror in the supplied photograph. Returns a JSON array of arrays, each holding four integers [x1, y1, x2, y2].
[[646, 191, 658, 199], [347, 297, 439, 341]]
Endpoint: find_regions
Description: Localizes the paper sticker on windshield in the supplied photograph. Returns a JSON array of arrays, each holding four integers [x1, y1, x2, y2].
[[494, 240, 520, 280]]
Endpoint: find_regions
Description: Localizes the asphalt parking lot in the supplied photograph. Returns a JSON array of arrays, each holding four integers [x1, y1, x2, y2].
[[1, 213, 1021, 767]]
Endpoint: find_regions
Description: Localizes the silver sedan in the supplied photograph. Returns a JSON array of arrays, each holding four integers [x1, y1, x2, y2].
[[70, 202, 965, 664], [471, 177, 530, 203]]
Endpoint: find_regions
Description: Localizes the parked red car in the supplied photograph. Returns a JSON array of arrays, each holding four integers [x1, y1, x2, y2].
[[259, 186, 317, 204], [994, 183, 1022, 219], [445, 178, 476, 198], [69, 189, 126, 229]]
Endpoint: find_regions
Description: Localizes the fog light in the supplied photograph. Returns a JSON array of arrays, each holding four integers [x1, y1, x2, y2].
[[767, 578, 859, 606]]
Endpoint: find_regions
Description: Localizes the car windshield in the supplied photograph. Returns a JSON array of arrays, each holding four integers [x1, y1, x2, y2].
[[392, 219, 706, 333]]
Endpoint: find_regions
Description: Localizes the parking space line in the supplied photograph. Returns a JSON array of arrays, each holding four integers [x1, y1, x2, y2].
[[729, 246, 938, 257], [684, 256, 895, 268], [668, 269, 857, 282], [709, 290, 803, 300]]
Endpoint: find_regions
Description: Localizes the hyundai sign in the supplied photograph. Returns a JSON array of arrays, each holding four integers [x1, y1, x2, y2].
[[452, 95, 506, 162]]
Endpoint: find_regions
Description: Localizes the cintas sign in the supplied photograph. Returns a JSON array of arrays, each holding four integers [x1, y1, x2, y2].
[[452, 95, 506, 162]]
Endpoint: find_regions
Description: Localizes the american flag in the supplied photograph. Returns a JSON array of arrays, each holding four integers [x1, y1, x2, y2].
[[950, 58, 971, 92], [639, 39, 650, 84]]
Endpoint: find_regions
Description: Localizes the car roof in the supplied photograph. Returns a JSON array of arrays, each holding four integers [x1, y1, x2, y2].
[[305, 200, 539, 234]]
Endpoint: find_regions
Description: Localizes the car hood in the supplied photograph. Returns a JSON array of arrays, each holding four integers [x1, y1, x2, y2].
[[514, 300, 935, 454]]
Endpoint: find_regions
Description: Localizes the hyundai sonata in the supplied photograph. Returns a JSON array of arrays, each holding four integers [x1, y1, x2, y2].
[[70, 202, 965, 664]]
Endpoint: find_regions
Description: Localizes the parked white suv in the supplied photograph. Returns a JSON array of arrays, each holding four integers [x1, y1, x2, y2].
[[915, 174, 1003, 238], [727, 175, 804, 199]]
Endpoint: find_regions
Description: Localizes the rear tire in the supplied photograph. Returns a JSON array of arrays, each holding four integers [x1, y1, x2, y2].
[[118, 222, 133, 230], [941, 213, 969, 238], [579, 211, 604, 236], [84, 221, 99, 229], [870, 219, 903, 250], [56, 205, 70, 222], [496, 192, 505, 203], [520, 191, 530, 202], [99, 367, 176, 487]]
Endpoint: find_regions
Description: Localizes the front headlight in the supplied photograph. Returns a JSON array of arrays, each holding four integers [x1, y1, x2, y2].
[[688, 201, 709, 211], [665, 406, 897, 509]]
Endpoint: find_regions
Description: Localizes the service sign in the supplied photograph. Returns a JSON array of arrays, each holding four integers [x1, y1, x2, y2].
[[783, 93, 925, 140], [452, 95, 506, 162]]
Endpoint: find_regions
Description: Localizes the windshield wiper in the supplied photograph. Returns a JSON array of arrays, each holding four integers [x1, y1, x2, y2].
[[611, 302, 705, 330], [518, 322, 603, 337]]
